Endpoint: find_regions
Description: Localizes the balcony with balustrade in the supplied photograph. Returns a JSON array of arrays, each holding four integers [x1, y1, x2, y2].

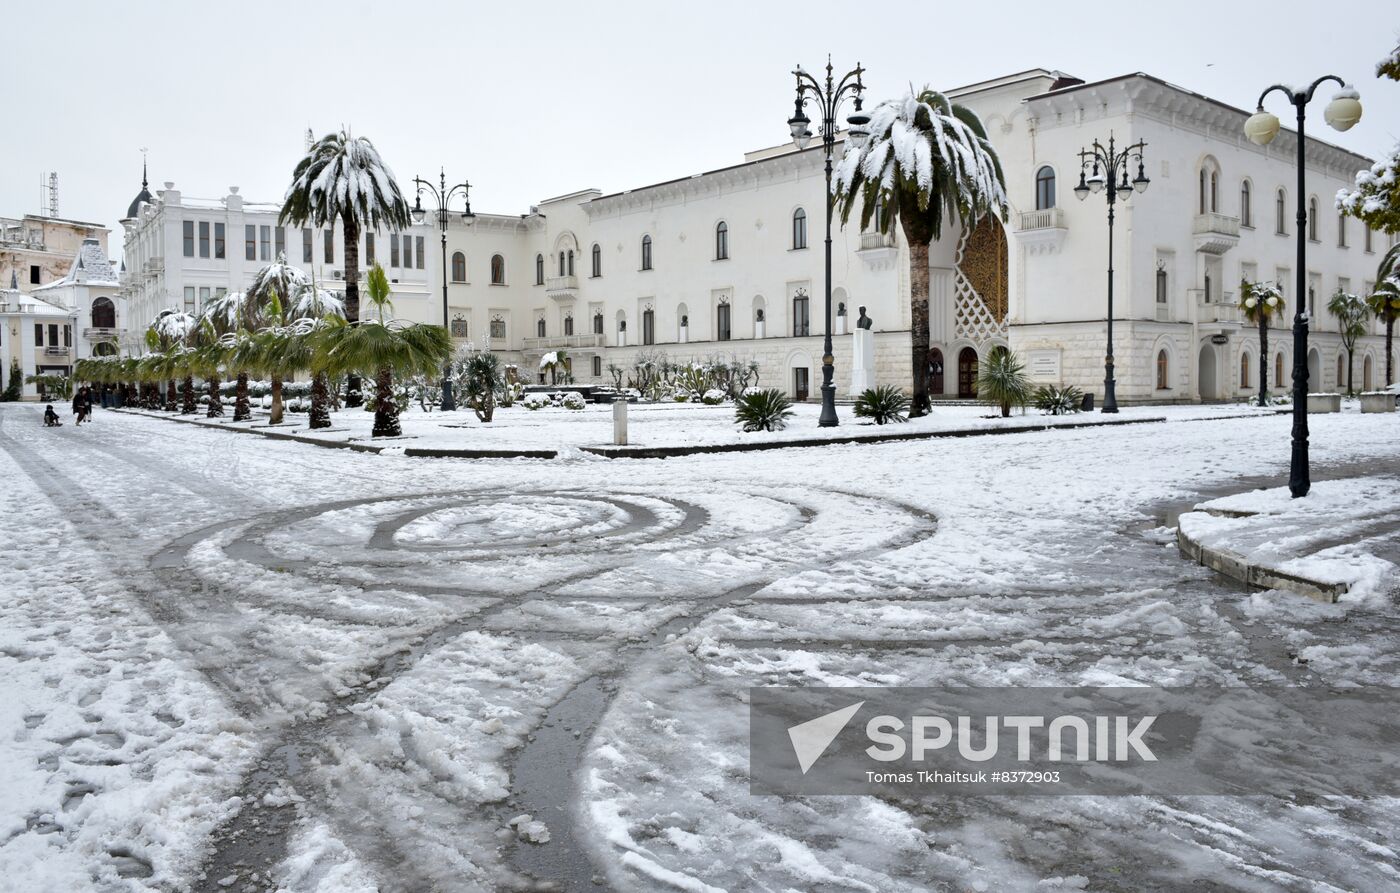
[[521, 333, 607, 352], [545, 275, 578, 301], [1191, 289, 1240, 324], [83, 327, 125, 341], [856, 229, 898, 270], [1013, 207, 1067, 253], [1192, 213, 1240, 255]]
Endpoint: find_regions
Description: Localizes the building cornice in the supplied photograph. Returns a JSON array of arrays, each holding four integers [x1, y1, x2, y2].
[[1024, 73, 1373, 178], [583, 147, 827, 218]]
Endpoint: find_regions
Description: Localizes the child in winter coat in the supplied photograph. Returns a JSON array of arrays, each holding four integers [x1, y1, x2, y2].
[[44, 404, 61, 426]]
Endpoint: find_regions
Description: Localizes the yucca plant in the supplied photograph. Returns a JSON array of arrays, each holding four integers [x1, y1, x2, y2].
[[1032, 384, 1085, 415], [977, 349, 1031, 418], [463, 351, 503, 423], [1367, 244, 1399, 387], [735, 388, 794, 432], [853, 384, 909, 425]]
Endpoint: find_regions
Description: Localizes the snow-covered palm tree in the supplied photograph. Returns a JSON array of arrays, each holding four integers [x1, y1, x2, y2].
[[1368, 244, 1400, 387], [279, 130, 411, 406], [1327, 290, 1369, 395], [150, 309, 198, 411], [243, 255, 313, 423], [835, 87, 1008, 416], [1239, 280, 1284, 405]]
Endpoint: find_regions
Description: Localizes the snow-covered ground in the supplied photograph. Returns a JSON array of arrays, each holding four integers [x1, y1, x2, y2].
[[126, 397, 1279, 455], [1, 400, 1398, 892]]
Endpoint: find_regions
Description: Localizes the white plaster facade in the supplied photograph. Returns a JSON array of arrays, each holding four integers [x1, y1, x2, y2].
[[113, 70, 1395, 402], [119, 181, 433, 355]]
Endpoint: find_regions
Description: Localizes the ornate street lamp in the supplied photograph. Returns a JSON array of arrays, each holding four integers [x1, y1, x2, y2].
[[1244, 77, 1362, 498], [1074, 134, 1149, 413], [786, 57, 869, 427], [412, 170, 474, 412]]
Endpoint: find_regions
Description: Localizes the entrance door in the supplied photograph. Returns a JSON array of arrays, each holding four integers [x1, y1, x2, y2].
[[1198, 344, 1217, 401], [957, 347, 978, 398], [793, 367, 810, 402], [928, 348, 945, 396]]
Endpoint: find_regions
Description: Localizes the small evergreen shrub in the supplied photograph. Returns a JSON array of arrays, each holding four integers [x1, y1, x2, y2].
[[522, 392, 549, 410], [701, 388, 726, 405], [977, 349, 1032, 417], [1032, 384, 1085, 416], [561, 392, 586, 410], [735, 388, 794, 432], [853, 385, 909, 424]]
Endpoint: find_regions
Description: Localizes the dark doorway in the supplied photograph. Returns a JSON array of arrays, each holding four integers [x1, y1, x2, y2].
[[793, 367, 810, 402], [928, 348, 945, 396], [957, 347, 978, 398]]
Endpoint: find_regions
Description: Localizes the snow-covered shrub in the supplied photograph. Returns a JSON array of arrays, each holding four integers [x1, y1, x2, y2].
[[286, 398, 310, 414], [561, 392, 586, 410], [1032, 384, 1084, 416], [854, 385, 909, 424], [523, 392, 550, 410], [672, 390, 691, 403], [735, 388, 794, 432], [701, 389, 726, 405]]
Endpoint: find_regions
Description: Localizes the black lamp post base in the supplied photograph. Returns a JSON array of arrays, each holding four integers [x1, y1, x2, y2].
[[818, 382, 839, 427], [1101, 376, 1119, 414]]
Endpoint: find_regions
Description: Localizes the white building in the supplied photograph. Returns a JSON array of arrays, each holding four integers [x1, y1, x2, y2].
[[0, 237, 123, 400], [116, 69, 1394, 402], [119, 167, 433, 353]]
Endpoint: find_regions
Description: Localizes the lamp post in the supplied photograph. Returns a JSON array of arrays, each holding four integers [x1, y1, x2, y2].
[[786, 57, 870, 428], [411, 170, 474, 412], [1073, 134, 1150, 414], [1244, 78, 1362, 498]]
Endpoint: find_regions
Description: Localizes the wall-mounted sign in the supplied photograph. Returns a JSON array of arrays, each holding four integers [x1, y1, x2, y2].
[[1210, 334, 1229, 345], [1027, 349, 1061, 381]]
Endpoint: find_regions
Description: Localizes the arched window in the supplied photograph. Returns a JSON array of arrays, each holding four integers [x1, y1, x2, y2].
[[491, 254, 505, 285], [91, 297, 116, 328], [591, 243, 601, 278], [641, 235, 653, 270], [1210, 172, 1219, 212], [1156, 349, 1169, 390], [1336, 353, 1345, 385], [1276, 189, 1287, 234], [558, 251, 566, 276], [1035, 166, 1056, 210], [1308, 197, 1319, 241], [567, 249, 575, 276], [1240, 352, 1251, 388], [593, 311, 604, 334], [536, 317, 546, 338], [1240, 181, 1252, 227], [1275, 352, 1284, 385], [451, 252, 466, 282], [564, 314, 574, 336], [715, 221, 729, 260], [792, 208, 808, 249], [535, 254, 544, 285], [1337, 211, 1348, 248], [1198, 159, 1221, 214], [489, 315, 505, 339]]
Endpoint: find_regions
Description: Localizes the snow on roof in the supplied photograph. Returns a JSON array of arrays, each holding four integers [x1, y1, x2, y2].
[[32, 238, 120, 292], [0, 289, 75, 318]]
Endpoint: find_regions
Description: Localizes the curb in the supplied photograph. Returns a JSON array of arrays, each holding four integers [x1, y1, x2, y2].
[[580, 415, 1168, 459], [109, 409, 558, 460], [1176, 508, 1347, 603]]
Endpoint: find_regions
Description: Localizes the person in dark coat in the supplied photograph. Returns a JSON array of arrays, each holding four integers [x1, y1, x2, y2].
[[72, 388, 91, 425], [44, 404, 61, 427]]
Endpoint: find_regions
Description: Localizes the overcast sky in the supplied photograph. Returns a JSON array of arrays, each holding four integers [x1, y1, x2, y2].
[[7, 0, 1397, 242]]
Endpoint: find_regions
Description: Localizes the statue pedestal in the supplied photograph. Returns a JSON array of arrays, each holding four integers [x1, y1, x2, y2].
[[850, 328, 875, 395]]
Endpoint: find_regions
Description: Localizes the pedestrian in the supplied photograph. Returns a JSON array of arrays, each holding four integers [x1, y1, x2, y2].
[[44, 404, 62, 427], [72, 387, 91, 426]]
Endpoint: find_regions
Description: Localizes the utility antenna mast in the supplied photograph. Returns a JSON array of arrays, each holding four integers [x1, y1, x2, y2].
[[40, 172, 59, 217]]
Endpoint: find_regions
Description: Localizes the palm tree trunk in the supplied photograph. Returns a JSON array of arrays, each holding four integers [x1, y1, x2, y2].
[[372, 365, 400, 437], [907, 239, 932, 416], [270, 376, 284, 425], [206, 377, 224, 417], [166, 379, 177, 411], [1347, 349, 1355, 396], [309, 373, 331, 429], [181, 376, 196, 414], [1386, 316, 1394, 387], [233, 372, 251, 421], [342, 217, 364, 407]]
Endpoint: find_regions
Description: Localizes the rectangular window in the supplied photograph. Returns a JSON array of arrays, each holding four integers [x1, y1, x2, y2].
[[48, 324, 58, 347], [258, 226, 270, 261], [302, 228, 313, 263], [63, 325, 71, 348], [214, 222, 226, 259], [642, 310, 655, 345], [34, 323, 42, 346], [717, 303, 732, 341], [199, 287, 210, 309], [390, 234, 400, 267], [564, 315, 574, 336], [198, 221, 210, 258], [416, 236, 425, 270], [184, 286, 196, 314], [29, 265, 40, 284], [245, 225, 256, 260], [1365, 226, 1374, 253], [214, 287, 227, 301], [402, 235, 413, 269], [324, 230, 334, 264], [1338, 215, 1348, 248], [274, 226, 285, 259], [592, 356, 602, 377], [365, 233, 375, 266], [593, 313, 604, 335], [792, 294, 810, 336], [184, 220, 195, 257]]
